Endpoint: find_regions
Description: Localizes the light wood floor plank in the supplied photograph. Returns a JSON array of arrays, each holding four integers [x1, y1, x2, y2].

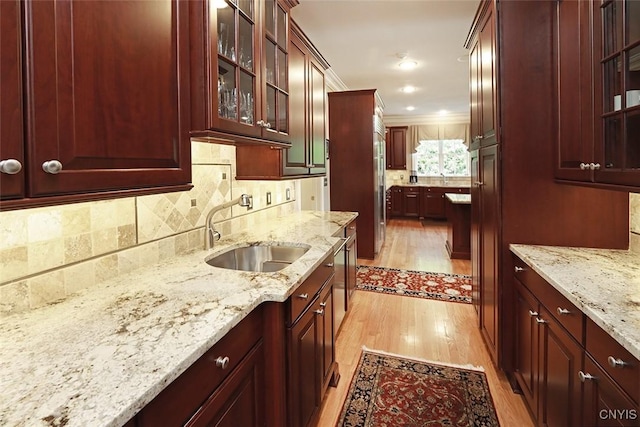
[[318, 218, 533, 427]]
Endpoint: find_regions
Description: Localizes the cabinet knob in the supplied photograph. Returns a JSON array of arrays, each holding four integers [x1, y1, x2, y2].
[[535, 317, 547, 324], [515, 266, 524, 273], [215, 356, 230, 369], [607, 356, 628, 368], [314, 309, 324, 316], [319, 302, 326, 308], [475, 135, 484, 140], [579, 162, 589, 170], [296, 293, 309, 300], [306, 163, 316, 168], [578, 371, 596, 382], [556, 307, 571, 316], [325, 263, 334, 268], [0, 159, 22, 175], [590, 163, 601, 170], [528, 310, 539, 317], [42, 160, 63, 174], [474, 181, 484, 187], [257, 120, 272, 129]]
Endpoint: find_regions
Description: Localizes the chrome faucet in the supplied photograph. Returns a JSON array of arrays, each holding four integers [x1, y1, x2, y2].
[[205, 194, 253, 249], [440, 172, 448, 184]]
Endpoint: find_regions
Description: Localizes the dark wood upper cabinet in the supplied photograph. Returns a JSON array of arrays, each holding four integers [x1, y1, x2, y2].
[[468, 4, 496, 150], [555, 0, 640, 188], [234, 20, 328, 179], [385, 126, 407, 170], [2, 0, 193, 208], [0, 0, 24, 200], [190, 0, 298, 146]]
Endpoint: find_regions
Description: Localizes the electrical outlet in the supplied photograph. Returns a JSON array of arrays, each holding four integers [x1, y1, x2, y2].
[[222, 172, 227, 179], [286, 188, 291, 200], [190, 199, 197, 207], [266, 192, 272, 205]]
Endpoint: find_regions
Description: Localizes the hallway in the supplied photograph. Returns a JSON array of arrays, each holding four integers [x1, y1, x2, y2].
[[316, 219, 533, 426]]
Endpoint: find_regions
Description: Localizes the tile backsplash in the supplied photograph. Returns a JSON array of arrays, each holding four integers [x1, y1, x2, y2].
[[630, 193, 640, 253], [0, 141, 306, 316]]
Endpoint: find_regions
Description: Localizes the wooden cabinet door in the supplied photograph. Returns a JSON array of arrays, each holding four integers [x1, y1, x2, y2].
[[284, 31, 309, 175], [186, 342, 266, 427], [478, 6, 497, 147], [554, 0, 594, 182], [345, 235, 357, 308], [582, 356, 639, 427], [538, 307, 583, 427], [469, 37, 482, 151], [386, 127, 407, 170], [308, 58, 326, 174], [288, 305, 321, 427], [423, 188, 446, 219], [390, 187, 403, 217], [403, 192, 420, 217], [479, 145, 499, 363], [0, 0, 24, 200], [318, 280, 335, 396], [470, 150, 481, 318], [513, 280, 541, 421], [23, 0, 191, 197]]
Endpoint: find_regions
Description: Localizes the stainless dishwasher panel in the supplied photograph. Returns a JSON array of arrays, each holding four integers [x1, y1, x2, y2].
[[333, 237, 348, 333]]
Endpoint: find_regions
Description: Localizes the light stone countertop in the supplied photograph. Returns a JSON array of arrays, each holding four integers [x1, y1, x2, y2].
[[0, 210, 358, 427], [391, 182, 471, 188], [510, 244, 640, 360], [445, 193, 471, 204]]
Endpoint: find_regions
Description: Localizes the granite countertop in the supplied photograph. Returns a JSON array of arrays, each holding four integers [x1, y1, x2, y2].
[[510, 244, 640, 360], [0, 210, 358, 427], [445, 193, 471, 204]]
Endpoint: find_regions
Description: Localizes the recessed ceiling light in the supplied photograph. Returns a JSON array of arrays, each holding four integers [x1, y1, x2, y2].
[[438, 109, 448, 115], [406, 106, 416, 111], [213, 0, 228, 8], [456, 55, 469, 63], [401, 85, 416, 93], [398, 60, 418, 70]]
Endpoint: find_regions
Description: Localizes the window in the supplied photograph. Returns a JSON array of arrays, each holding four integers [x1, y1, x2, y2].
[[412, 139, 470, 176]]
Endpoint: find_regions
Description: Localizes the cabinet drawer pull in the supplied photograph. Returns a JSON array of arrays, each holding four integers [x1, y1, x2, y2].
[[535, 318, 547, 324], [42, 160, 63, 174], [514, 266, 524, 272], [607, 356, 628, 368], [0, 159, 22, 175], [306, 163, 316, 168], [556, 307, 571, 316], [474, 181, 484, 187], [325, 263, 334, 268], [314, 309, 324, 316], [215, 356, 230, 370], [528, 310, 538, 317], [578, 371, 596, 382], [319, 302, 326, 308], [297, 293, 309, 300]]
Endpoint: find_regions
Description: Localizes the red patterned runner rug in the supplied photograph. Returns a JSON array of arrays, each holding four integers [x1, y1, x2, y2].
[[356, 266, 472, 304], [338, 348, 500, 427]]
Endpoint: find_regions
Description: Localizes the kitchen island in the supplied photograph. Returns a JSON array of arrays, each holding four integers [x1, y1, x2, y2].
[[445, 193, 471, 259], [0, 211, 357, 427]]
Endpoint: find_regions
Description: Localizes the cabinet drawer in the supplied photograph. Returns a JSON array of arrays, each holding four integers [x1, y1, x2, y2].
[[138, 307, 263, 426], [513, 255, 584, 343], [345, 220, 357, 239], [287, 253, 334, 325], [586, 318, 639, 403], [404, 186, 420, 193]]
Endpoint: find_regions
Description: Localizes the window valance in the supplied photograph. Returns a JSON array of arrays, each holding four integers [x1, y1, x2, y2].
[[408, 123, 471, 152]]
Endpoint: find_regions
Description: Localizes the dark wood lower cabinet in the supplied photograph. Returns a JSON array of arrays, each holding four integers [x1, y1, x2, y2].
[[513, 254, 639, 427], [582, 356, 639, 427], [288, 277, 336, 427], [403, 191, 420, 217]]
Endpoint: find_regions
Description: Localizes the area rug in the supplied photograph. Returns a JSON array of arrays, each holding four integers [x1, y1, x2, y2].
[[356, 265, 472, 304], [338, 348, 500, 427]]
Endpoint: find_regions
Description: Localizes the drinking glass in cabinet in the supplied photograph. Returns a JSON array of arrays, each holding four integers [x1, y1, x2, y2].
[[217, 8, 235, 60]]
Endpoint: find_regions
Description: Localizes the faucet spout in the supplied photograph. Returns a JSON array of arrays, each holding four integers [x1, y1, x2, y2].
[[205, 194, 253, 249]]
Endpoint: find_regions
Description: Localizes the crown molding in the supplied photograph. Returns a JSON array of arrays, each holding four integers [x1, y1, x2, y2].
[[324, 68, 349, 92]]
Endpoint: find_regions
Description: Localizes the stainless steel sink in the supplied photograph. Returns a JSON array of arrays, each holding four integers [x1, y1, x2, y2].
[[205, 244, 310, 272]]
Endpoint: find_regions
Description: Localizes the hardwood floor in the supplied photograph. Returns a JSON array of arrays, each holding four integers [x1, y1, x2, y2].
[[317, 218, 534, 427]]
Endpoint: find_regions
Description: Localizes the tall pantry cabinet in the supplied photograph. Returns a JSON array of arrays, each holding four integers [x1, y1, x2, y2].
[[329, 90, 386, 260], [465, 0, 629, 376]]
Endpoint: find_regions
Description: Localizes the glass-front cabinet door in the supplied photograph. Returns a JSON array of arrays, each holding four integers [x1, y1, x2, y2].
[[595, 0, 640, 185], [214, 0, 261, 138], [262, 0, 290, 143]]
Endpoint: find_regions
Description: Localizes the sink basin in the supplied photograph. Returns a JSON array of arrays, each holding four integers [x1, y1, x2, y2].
[[205, 244, 310, 272]]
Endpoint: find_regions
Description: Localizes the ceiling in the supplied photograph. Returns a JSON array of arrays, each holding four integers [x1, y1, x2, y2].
[[290, 0, 480, 125]]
